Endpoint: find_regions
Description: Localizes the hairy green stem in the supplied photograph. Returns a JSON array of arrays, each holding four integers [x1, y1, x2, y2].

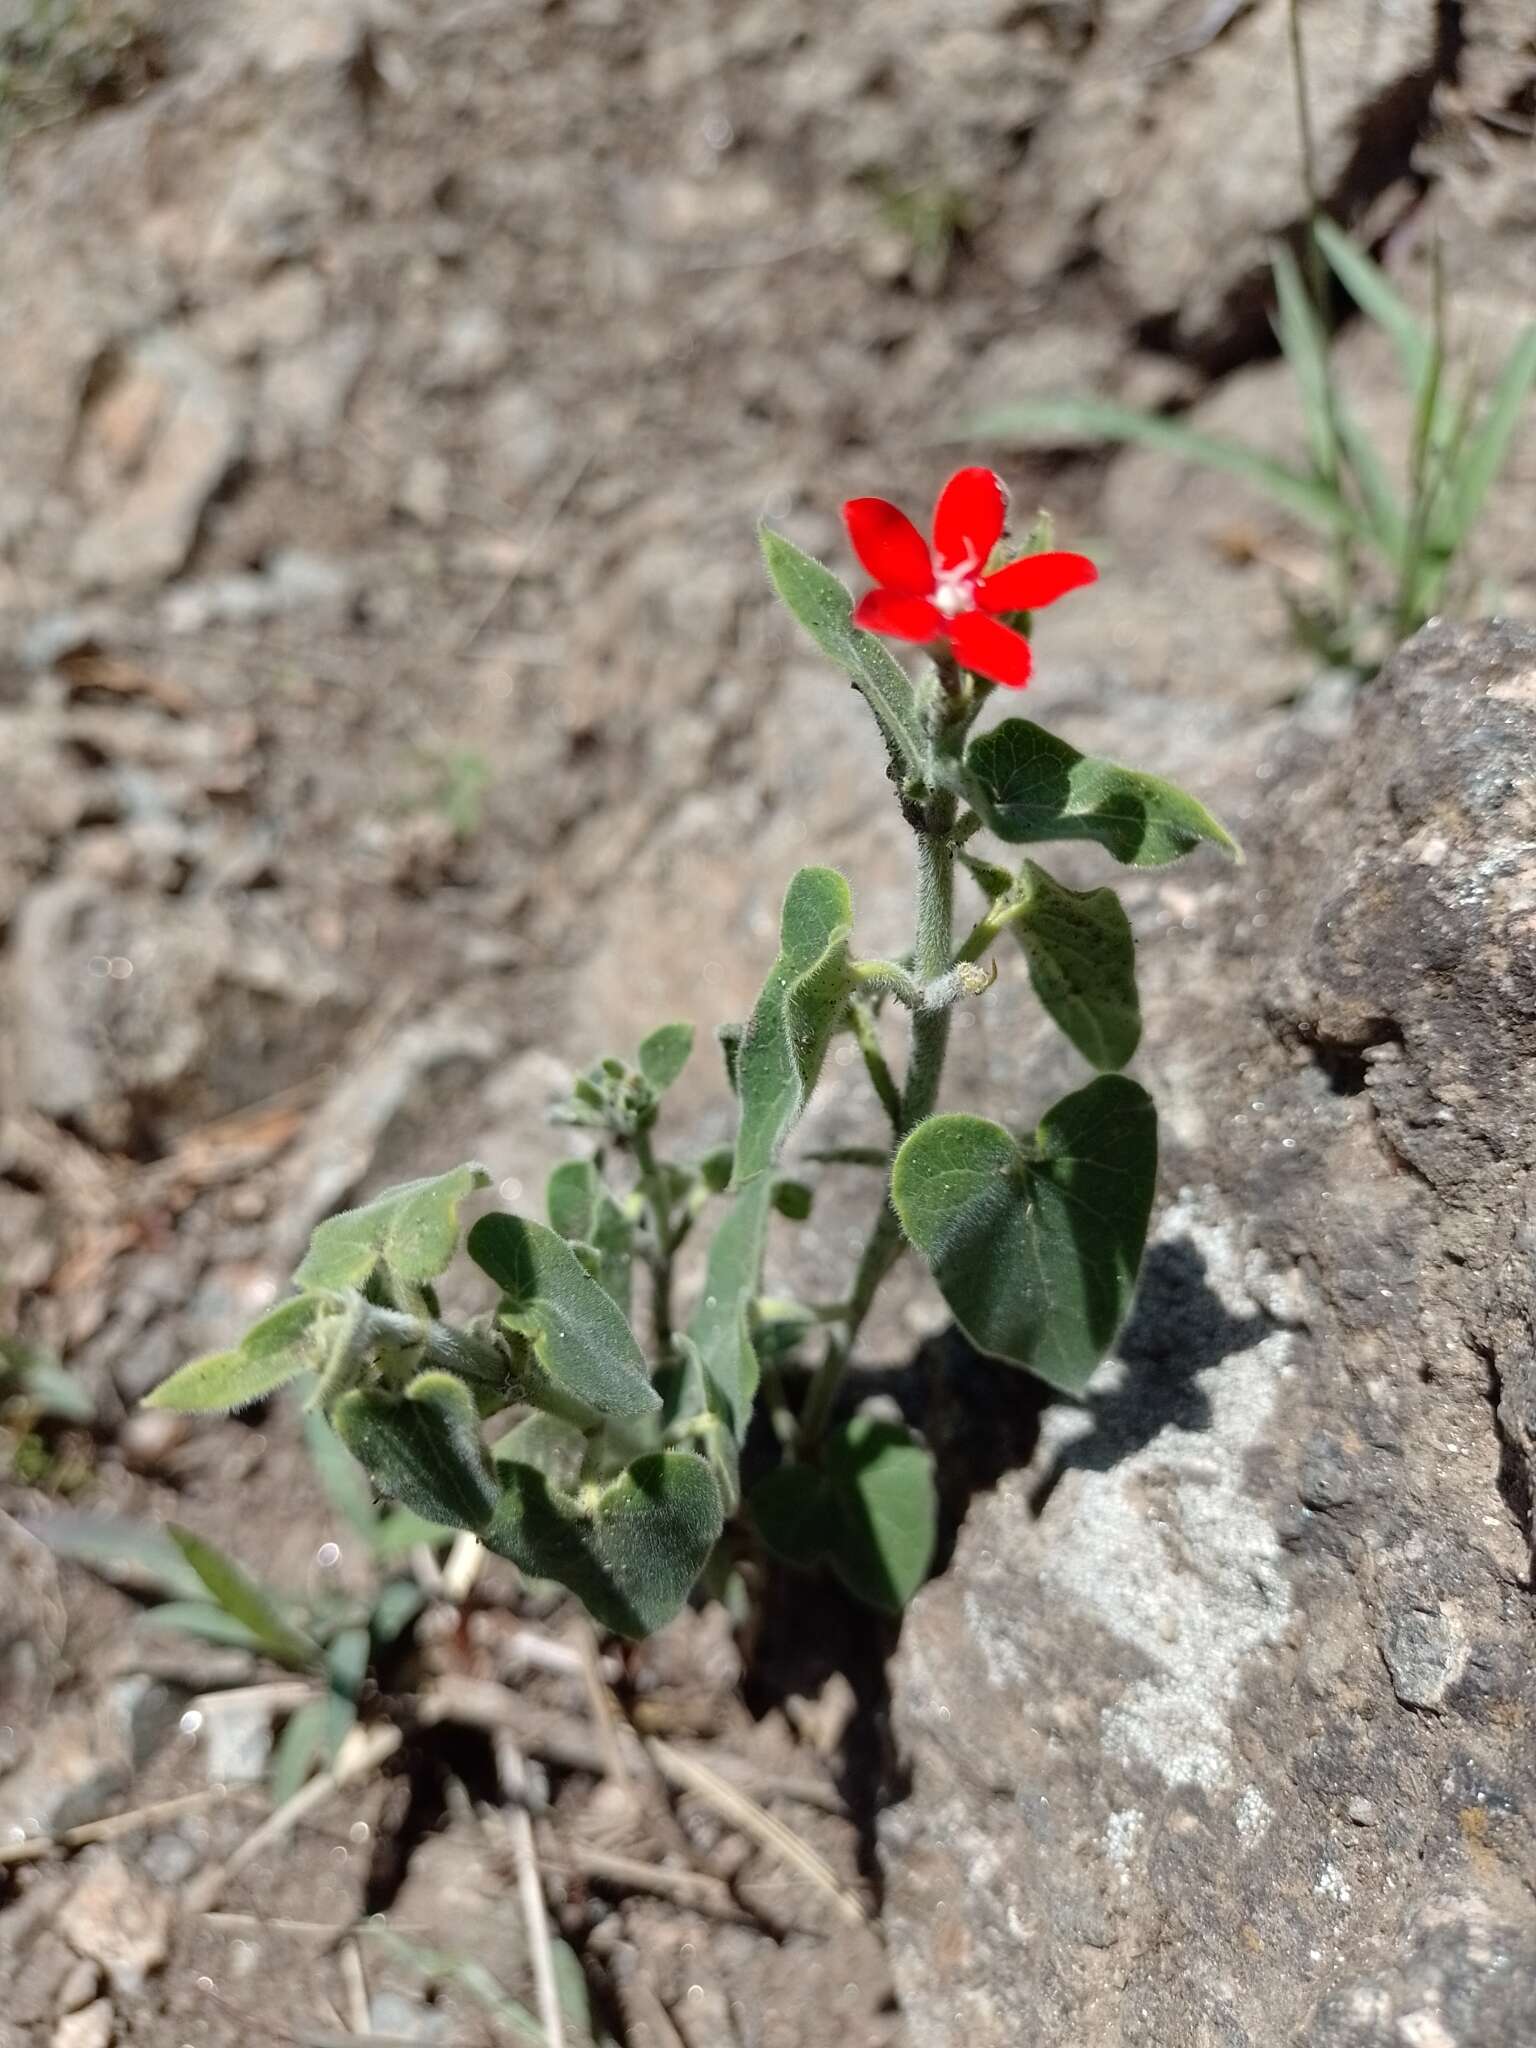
[[801, 818, 956, 1447], [631, 1125, 675, 1362]]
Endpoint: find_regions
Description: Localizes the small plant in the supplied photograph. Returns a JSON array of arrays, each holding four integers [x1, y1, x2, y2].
[[0, 0, 160, 144], [37, 1447, 430, 1802], [145, 468, 1238, 1638], [968, 219, 1536, 670]]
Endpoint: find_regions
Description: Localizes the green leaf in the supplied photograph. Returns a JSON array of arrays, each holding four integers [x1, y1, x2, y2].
[[963, 718, 1239, 867], [1006, 859, 1141, 1071], [772, 1179, 814, 1221], [491, 1411, 589, 1490], [546, 1162, 635, 1314], [733, 866, 855, 1184], [637, 1021, 695, 1093], [144, 1602, 273, 1655], [760, 527, 928, 779], [966, 396, 1344, 534], [303, 1409, 382, 1542], [168, 1526, 322, 1670], [892, 1075, 1157, 1392], [486, 1450, 723, 1639], [1442, 324, 1536, 555], [1311, 215, 1431, 387], [467, 1215, 657, 1419], [0, 1338, 95, 1423], [334, 1372, 499, 1532], [270, 1697, 331, 1808], [294, 1163, 491, 1292], [685, 1172, 774, 1440], [749, 1464, 832, 1571], [369, 1577, 426, 1644], [145, 1296, 331, 1413], [822, 1418, 938, 1614], [26, 1511, 206, 1599], [750, 1421, 938, 1614]]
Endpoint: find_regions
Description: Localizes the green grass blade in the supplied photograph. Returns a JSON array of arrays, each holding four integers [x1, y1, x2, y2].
[[169, 1526, 323, 1671], [968, 396, 1345, 534], [1441, 324, 1536, 555], [1312, 216, 1430, 386], [1270, 241, 1337, 477]]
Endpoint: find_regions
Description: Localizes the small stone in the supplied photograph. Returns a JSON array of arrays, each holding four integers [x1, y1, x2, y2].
[[52, 2000, 114, 2048], [55, 1960, 100, 2015], [1346, 1797, 1377, 1827], [136, 1831, 200, 1887], [425, 306, 510, 393], [369, 1990, 450, 2041], [200, 1693, 273, 1786], [58, 1853, 170, 1996], [1382, 1610, 1468, 1712]]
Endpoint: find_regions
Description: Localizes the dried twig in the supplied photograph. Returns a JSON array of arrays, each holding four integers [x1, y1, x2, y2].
[[575, 1620, 632, 1790], [0, 1786, 235, 1867], [544, 1843, 757, 1928], [490, 1729, 565, 2048], [647, 1738, 869, 1928], [340, 1938, 371, 2034]]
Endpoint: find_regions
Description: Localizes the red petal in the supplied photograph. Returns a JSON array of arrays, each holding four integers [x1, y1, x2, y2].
[[977, 551, 1098, 614], [842, 498, 934, 596], [853, 590, 943, 642], [947, 611, 1034, 688], [932, 467, 1008, 574]]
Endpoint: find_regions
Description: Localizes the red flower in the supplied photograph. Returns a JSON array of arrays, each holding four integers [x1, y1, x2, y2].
[[842, 467, 1097, 688]]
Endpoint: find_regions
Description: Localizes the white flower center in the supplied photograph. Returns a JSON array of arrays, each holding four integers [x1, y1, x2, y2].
[[933, 552, 978, 619]]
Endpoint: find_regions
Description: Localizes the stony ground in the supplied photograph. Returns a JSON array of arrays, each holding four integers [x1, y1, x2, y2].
[[2, 1, 1534, 2043]]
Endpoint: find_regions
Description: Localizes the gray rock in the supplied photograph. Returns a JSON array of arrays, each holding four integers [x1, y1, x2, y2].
[[51, 1999, 114, 2048], [69, 336, 246, 591], [57, 1853, 170, 1998], [884, 623, 1536, 2048]]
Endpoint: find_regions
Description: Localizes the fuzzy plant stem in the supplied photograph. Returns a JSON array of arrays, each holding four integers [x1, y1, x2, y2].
[[800, 816, 956, 1448], [630, 1125, 676, 1362]]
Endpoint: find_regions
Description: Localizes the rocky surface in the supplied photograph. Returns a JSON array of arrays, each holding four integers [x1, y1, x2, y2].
[[883, 620, 1536, 2047]]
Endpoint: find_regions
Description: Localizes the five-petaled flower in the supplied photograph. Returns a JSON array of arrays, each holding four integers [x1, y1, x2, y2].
[[842, 466, 1097, 689]]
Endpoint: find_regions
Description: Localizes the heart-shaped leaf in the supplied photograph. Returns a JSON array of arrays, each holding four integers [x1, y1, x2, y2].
[[468, 1214, 658, 1419], [970, 857, 1141, 1071], [822, 1418, 937, 1614], [734, 866, 855, 1184], [685, 1172, 774, 1441], [963, 718, 1238, 867], [637, 1021, 695, 1093], [750, 1420, 937, 1614], [335, 1371, 499, 1532], [486, 1450, 722, 1639], [760, 527, 928, 780], [545, 1161, 634, 1313], [167, 1526, 322, 1670], [892, 1076, 1157, 1391], [145, 1295, 331, 1413], [749, 1463, 832, 1571], [295, 1164, 491, 1292]]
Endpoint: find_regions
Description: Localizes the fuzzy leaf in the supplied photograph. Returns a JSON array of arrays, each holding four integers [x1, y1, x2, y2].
[[749, 1464, 832, 1571], [168, 1526, 322, 1670], [963, 718, 1239, 867], [637, 1021, 695, 1093], [892, 1076, 1157, 1391], [144, 1602, 273, 1655], [491, 1411, 589, 1490], [685, 1172, 774, 1441], [761, 527, 928, 779], [294, 1163, 490, 1292], [303, 1409, 382, 1541], [822, 1418, 937, 1614], [468, 1215, 657, 1419], [145, 1296, 330, 1414], [335, 1371, 499, 1532], [733, 866, 855, 1184], [545, 1162, 634, 1313], [1007, 859, 1141, 1071], [486, 1450, 723, 1639], [270, 1697, 331, 1809]]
